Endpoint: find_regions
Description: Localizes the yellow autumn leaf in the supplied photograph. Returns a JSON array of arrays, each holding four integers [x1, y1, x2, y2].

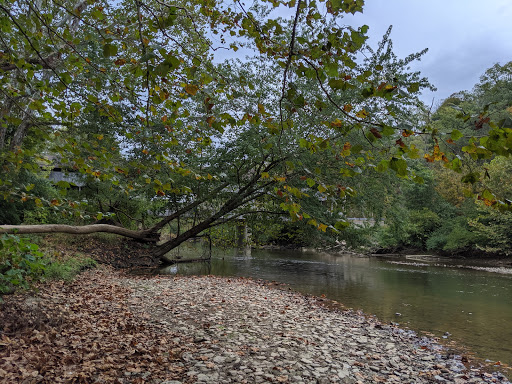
[[331, 118, 343, 127], [184, 84, 199, 96], [356, 109, 369, 119]]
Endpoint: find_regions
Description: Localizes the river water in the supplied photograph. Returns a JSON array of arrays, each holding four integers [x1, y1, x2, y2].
[[156, 247, 512, 366]]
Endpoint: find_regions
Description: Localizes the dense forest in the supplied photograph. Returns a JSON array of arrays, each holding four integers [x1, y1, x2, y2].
[[1, 0, 511, 293], [331, 61, 512, 256]]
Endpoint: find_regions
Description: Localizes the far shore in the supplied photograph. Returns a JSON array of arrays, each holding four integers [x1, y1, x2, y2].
[[256, 244, 512, 276]]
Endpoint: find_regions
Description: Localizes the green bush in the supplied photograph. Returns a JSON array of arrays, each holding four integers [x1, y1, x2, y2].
[[443, 224, 480, 252], [375, 207, 443, 250], [375, 209, 409, 249], [469, 207, 512, 256], [407, 208, 442, 248], [337, 225, 375, 250], [0, 234, 98, 300], [0, 170, 58, 225], [0, 234, 46, 296], [426, 217, 479, 252]]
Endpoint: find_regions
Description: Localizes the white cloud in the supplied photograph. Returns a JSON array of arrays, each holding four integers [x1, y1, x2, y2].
[[345, 0, 512, 103]]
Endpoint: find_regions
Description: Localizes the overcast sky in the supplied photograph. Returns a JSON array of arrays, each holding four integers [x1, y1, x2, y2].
[[345, 0, 512, 105], [217, 1, 512, 106]]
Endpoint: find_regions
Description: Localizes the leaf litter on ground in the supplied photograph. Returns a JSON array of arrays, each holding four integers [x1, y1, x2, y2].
[[0, 266, 191, 383]]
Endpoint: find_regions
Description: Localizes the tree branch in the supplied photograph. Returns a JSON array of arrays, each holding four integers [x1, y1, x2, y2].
[[149, 182, 230, 233]]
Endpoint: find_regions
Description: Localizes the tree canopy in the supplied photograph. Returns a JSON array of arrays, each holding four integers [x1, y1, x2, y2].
[[0, 0, 510, 261]]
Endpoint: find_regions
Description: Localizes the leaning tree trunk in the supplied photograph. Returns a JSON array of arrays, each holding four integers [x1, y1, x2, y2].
[[0, 224, 159, 243]]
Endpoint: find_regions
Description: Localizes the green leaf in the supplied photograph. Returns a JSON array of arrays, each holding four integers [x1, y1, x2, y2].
[[381, 125, 395, 136], [299, 138, 309, 148], [481, 189, 495, 200], [451, 129, 463, 141], [389, 158, 407, 177], [91, 8, 105, 20], [139, 52, 157, 62], [61, 72, 72, 85], [328, 78, 345, 90], [56, 180, 70, 189], [361, 87, 373, 98], [103, 43, 118, 57], [165, 54, 181, 69], [325, 62, 338, 77], [334, 221, 349, 230], [407, 83, 420, 93]]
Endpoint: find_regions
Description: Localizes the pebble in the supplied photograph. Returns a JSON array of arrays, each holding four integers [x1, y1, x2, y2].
[[121, 276, 510, 384]]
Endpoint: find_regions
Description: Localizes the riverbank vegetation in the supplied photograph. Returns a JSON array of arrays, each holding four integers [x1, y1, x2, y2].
[[1, 0, 512, 295], [0, 233, 96, 299], [335, 62, 512, 257]]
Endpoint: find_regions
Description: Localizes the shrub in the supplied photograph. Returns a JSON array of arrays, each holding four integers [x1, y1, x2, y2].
[[0, 234, 98, 300], [0, 234, 46, 296], [0, 170, 58, 225], [337, 225, 376, 250], [425, 215, 483, 253], [469, 207, 512, 256]]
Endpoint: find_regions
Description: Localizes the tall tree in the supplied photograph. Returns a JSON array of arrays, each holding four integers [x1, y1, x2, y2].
[[2, 0, 505, 261]]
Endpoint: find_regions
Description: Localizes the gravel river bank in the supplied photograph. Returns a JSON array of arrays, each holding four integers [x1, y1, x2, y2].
[[0, 267, 510, 383]]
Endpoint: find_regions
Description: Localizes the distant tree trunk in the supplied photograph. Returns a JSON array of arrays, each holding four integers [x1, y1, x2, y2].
[[0, 98, 15, 151]]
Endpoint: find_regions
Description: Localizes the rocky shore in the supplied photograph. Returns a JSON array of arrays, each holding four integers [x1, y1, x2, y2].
[[1, 267, 510, 383], [122, 273, 509, 384]]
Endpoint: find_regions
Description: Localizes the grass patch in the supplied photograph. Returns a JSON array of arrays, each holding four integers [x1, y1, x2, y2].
[[37, 234, 99, 281], [43, 256, 97, 281]]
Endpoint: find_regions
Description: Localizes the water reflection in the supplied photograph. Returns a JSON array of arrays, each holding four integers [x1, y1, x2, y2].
[[158, 248, 512, 365]]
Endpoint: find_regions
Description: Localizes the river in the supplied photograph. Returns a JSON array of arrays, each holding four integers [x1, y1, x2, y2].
[[155, 247, 512, 366]]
